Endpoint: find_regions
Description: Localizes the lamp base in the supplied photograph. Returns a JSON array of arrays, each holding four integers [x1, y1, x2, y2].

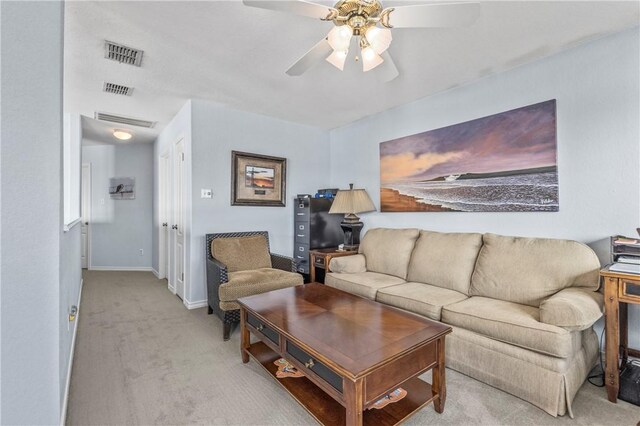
[[340, 219, 363, 251]]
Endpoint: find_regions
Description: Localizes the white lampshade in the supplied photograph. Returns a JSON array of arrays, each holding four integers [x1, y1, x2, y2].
[[329, 186, 376, 215], [365, 26, 392, 54], [327, 25, 352, 51], [361, 46, 384, 72], [326, 50, 348, 71]]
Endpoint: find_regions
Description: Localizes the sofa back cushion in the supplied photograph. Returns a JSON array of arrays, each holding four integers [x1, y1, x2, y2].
[[470, 233, 601, 307], [359, 228, 420, 279], [407, 231, 483, 295], [211, 235, 272, 272]]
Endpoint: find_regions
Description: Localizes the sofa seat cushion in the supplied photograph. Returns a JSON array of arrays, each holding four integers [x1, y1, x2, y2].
[[441, 297, 581, 358], [212, 235, 272, 272], [219, 268, 303, 303], [358, 228, 420, 279], [376, 282, 468, 321], [407, 231, 482, 295], [325, 272, 405, 300]]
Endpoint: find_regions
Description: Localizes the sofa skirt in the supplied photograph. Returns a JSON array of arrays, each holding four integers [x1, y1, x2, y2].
[[445, 326, 599, 417]]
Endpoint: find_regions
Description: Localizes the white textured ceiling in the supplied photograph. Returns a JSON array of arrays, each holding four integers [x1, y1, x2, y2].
[[64, 1, 639, 144]]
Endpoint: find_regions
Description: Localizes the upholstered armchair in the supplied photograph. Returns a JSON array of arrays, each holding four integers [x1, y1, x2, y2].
[[205, 231, 303, 340]]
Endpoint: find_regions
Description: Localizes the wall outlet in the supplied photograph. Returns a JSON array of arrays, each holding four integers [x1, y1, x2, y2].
[[201, 189, 213, 199], [139, 249, 144, 256]]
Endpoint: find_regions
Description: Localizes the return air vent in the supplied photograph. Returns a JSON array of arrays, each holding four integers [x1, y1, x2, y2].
[[94, 112, 156, 128], [104, 40, 143, 67], [103, 82, 133, 96]]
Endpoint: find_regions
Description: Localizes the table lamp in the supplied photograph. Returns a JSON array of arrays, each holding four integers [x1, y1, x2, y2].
[[328, 184, 376, 251]]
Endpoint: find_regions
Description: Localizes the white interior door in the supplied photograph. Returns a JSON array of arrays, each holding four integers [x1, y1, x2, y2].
[[81, 164, 91, 269], [159, 151, 171, 284], [173, 139, 185, 300]]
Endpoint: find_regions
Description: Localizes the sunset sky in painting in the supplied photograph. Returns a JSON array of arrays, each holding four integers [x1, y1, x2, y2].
[[380, 100, 557, 183]]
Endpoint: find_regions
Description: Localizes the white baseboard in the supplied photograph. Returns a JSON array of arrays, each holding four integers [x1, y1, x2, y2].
[[184, 299, 207, 309], [89, 266, 153, 272], [151, 268, 160, 278], [60, 278, 83, 426]]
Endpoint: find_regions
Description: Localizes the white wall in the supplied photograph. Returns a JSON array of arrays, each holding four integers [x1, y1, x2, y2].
[[0, 2, 75, 424], [187, 99, 330, 304], [330, 28, 640, 345], [82, 143, 154, 269], [153, 100, 331, 306]]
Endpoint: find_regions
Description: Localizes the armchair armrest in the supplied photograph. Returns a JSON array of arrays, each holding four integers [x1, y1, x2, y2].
[[329, 254, 366, 274], [540, 287, 604, 331], [206, 256, 229, 310], [271, 253, 298, 273]]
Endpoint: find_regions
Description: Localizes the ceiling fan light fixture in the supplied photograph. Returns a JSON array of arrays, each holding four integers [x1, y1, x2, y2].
[[365, 26, 392, 54], [327, 25, 353, 51], [361, 46, 383, 72], [326, 49, 348, 71]]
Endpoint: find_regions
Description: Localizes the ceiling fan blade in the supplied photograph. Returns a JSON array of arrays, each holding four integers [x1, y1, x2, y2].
[[286, 38, 332, 76], [382, 2, 480, 29], [377, 51, 399, 82], [243, 0, 338, 20]]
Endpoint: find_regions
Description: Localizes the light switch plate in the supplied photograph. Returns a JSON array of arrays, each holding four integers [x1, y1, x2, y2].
[[201, 189, 213, 199]]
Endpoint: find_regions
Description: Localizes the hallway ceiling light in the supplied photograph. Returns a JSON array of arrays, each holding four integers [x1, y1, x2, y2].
[[113, 129, 133, 141]]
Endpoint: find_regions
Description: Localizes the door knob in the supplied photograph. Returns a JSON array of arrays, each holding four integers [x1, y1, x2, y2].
[[162, 223, 168, 227], [172, 225, 178, 230], [84, 222, 88, 225]]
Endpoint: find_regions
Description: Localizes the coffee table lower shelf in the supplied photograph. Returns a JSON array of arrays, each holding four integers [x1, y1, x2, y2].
[[246, 341, 436, 426]]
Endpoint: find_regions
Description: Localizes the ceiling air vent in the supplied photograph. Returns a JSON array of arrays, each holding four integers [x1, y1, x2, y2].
[[104, 40, 143, 67], [103, 82, 133, 96], [95, 112, 156, 128]]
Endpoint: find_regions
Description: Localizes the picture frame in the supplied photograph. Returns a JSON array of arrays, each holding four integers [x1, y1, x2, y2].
[[231, 151, 287, 207]]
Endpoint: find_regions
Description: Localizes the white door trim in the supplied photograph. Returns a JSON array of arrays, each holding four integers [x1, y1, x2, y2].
[[158, 150, 171, 282], [81, 163, 91, 269], [173, 138, 186, 300]]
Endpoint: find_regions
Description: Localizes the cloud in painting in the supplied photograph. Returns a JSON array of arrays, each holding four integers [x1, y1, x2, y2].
[[380, 151, 464, 182], [380, 100, 557, 183]]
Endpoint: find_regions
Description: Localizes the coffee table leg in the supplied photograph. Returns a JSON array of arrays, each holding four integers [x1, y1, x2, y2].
[[433, 337, 446, 413], [344, 378, 364, 426], [240, 307, 250, 364]]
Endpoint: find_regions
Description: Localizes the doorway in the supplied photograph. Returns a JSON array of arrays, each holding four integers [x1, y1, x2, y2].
[[81, 163, 91, 269]]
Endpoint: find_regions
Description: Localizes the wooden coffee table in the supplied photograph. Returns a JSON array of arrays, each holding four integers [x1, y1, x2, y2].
[[237, 283, 451, 426]]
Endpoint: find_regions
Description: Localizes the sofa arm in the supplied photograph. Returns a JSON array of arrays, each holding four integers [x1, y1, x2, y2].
[[271, 253, 298, 273], [540, 288, 603, 331], [329, 254, 367, 273]]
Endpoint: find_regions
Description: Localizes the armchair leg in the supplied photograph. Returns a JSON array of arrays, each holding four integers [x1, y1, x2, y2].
[[223, 322, 232, 341], [207, 305, 213, 315]]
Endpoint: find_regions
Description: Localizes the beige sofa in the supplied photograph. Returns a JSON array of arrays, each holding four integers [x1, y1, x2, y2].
[[325, 228, 603, 417]]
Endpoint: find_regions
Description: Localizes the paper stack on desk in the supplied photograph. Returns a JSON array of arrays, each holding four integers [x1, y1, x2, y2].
[[610, 262, 640, 274]]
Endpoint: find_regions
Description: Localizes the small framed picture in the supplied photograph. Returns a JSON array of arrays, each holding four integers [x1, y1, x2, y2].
[[109, 177, 135, 200], [231, 151, 286, 207]]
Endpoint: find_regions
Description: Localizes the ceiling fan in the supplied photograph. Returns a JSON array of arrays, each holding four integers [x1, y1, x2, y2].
[[243, 0, 481, 82]]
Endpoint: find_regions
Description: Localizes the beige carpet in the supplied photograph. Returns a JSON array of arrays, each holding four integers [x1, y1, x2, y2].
[[67, 271, 640, 425]]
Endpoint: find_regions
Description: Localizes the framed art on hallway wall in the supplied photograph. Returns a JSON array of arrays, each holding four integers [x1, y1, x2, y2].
[[231, 151, 286, 207], [379, 99, 559, 212]]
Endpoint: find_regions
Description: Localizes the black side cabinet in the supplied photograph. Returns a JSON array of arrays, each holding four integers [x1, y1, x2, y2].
[[293, 197, 343, 274]]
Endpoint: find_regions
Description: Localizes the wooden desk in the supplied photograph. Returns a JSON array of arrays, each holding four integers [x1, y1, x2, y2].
[[310, 247, 357, 283], [601, 265, 640, 402]]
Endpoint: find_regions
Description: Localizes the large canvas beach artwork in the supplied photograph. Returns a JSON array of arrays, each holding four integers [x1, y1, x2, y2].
[[380, 100, 558, 212]]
